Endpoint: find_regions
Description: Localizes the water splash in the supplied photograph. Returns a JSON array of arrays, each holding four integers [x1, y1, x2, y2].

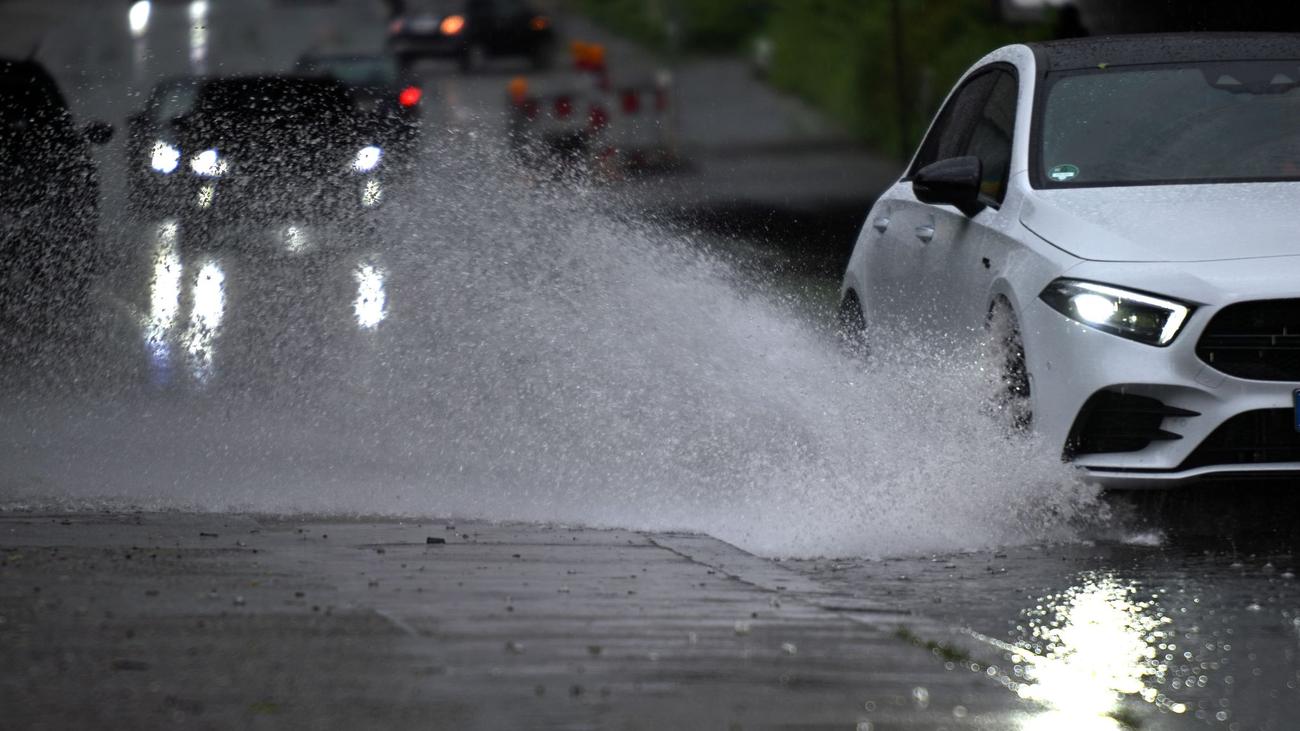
[[0, 141, 1099, 558]]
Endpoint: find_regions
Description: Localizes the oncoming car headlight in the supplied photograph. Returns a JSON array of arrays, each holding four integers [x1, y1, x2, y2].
[[150, 141, 180, 173], [352, 145, 382, 173], [1039, 279, 1193, 346], [189, 148, 228, 177]]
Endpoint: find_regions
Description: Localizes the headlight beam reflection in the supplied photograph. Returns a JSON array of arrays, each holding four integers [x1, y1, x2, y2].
[[183, 259, 226, 383], [142, 219, 182, 380], [354, 263, 387, 330], [982, 574, 1189, 730], [361, 178, 382, 207]]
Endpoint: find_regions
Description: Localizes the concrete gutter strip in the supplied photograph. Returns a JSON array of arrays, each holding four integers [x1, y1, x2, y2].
[[0, 513, 1027, 729]]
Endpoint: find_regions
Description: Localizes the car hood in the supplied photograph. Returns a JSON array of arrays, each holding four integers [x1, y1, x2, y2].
[[1020, 181, 1300, 263]]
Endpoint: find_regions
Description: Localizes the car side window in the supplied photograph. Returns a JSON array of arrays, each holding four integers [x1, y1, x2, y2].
[[963, 70, 1017, 205], [909, 70, 997, 177]]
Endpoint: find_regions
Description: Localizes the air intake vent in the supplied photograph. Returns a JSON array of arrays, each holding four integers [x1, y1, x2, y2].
[[1181, 409, 1300, 469], [1066, 390, 1197, 458], [1197, 299, 1300, 381]]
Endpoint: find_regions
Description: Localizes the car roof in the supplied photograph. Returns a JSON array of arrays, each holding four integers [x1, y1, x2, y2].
[[1026, 33, 1300, 72]]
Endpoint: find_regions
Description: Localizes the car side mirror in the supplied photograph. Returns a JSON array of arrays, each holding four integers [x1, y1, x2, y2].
[[84, 120, 114, 145], [912, 156, 984, 217]]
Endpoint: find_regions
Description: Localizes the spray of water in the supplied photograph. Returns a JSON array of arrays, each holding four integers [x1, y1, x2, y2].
[[0, 139, 1100, 558]]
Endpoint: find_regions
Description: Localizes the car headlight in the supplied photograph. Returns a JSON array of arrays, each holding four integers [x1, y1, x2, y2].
[[352, 145, 382, 173], [150, 141, 180, 174], [1039, 279, 1193, 346], [190, 148, 228, 177]]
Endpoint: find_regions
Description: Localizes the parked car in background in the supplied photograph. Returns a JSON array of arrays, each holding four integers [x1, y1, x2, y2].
[[838, 34, 1300, 487], [386, 0, 556, 72], [294, 52, 422, 172], [1, 57, 112, 317]]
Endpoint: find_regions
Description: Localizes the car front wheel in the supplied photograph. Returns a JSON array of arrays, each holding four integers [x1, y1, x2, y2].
[[987, 297, 1032, 432]]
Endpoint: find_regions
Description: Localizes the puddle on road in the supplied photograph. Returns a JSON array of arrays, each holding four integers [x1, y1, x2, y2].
[[797, 525, 1300, 730], [1, 140, 1098, 559]]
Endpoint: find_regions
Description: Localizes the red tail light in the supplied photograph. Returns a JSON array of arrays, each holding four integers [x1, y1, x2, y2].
[[588, 105, 609, 131], [398, 86, 422, 107], [522, 99, 540, 120], [554, 95, 572, 119], [440, 14, 465, 35], [620, 89, 640, 114]]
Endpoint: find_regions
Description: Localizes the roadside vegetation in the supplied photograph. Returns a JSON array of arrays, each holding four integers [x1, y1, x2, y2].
[[573, 0, 1057, 157]]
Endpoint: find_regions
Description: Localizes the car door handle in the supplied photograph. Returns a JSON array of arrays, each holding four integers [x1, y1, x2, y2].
[[914, 225, 935, 242], [872, 216, 890, 233]]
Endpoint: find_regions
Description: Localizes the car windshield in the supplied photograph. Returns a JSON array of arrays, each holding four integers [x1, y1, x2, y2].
[[150, 80, 198, 122], [1038, 60, 1300, 187], [301, 56, 399, 87], [193, 78, 354, 130]]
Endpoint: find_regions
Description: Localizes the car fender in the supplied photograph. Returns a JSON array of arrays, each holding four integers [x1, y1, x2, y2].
[[839, 199, 886, 307]]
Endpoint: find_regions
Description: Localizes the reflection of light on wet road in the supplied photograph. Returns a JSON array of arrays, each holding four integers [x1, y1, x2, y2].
[[188, 0, 208, 74], [353, 264, 387, 329], [183, 260, 225, 382], [361, 178, 382, 207], [1006, 574, 1186, 730], [196, 182, 215, 209], [143, 219, 182, 375]]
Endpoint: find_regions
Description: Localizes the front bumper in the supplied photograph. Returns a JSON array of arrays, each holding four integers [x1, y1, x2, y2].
[[129, 171, 387, 223], [1022, 256, 1300, 487]]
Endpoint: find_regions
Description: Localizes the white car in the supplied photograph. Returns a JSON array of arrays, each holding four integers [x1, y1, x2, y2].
[[838, 34, 1300, 487]]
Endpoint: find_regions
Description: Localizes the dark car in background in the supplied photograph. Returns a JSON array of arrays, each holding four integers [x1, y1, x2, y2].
[[127, 75, 392, 237], [386, 0, 556, 72], [126, 76, 201, 215], [0, 57, 112, 318], [294, 53, 422, 171]]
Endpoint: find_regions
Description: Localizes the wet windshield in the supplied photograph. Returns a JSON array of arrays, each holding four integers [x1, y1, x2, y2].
[[1038, 60, 1300, 186], [189, 77, 357, 142]]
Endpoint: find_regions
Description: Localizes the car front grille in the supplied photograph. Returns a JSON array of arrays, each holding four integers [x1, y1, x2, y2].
[[1180, 409, 1300, 470], [1197, 299, 1300, 380], [1066, 389, 1197, 458]]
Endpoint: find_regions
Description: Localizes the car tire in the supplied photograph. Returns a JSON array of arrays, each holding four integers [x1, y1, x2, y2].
[[988, 297, 1032, 431]]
